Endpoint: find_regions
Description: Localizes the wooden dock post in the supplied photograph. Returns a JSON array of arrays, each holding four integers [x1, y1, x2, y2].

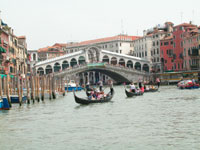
[[6, 75, 12, 107], [62, 77, 65, 96], [41, 75, 45, 101], [49, 75, 52, 100], [0, 77, 2, 98], [30, 74, 35, 103], [17, 75, 22, 106], [52, 75, 56, 99], [37, 75, 40, 102]]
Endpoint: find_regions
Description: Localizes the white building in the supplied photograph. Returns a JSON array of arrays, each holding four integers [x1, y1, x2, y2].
[[65, 34, 140, 55]]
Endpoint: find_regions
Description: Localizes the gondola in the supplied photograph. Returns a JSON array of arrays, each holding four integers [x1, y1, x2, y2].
[[144, 88, 158, 92], [125, 89, 143, 97], [74, 88, 114, 105]]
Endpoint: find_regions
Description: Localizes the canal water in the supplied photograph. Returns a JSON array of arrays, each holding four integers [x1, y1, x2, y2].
[[0, 86, 200, 150]]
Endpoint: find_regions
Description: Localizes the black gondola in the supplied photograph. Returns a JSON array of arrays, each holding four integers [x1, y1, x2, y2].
[[125, 89, 143, 97], [144, 88, 158, 92], [74, 88, 114, 105]]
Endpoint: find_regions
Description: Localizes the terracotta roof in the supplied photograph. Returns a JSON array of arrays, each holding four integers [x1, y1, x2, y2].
[[174, 23, 196, 28], [66, 35, 140, 47], [53, 43, 67, 47], [18, 36, 26, 39]]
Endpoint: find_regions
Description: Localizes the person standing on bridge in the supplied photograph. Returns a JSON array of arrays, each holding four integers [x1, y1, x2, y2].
[[99, 80, 103, 91]]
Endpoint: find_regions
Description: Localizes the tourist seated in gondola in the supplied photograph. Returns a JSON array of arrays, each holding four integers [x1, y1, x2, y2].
[[130, 83, 136, 93], [140, 86, 144, 93]]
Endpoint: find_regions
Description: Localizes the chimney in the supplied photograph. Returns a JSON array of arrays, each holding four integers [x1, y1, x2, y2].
[[143, 30, 147, 36]]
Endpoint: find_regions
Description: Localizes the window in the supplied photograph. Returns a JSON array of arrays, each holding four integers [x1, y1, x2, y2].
[[153, 42, 155, 46], [120, 43, 121, 46], [157, 41, 159, 46], [142, 52, 144, 57], [173, 35, 176, 39], [161, 42, 163, 46], [120, 50, 122, 53], [171, 41, 173, 45], [181, 41, 183, 47], [116, 43, 118, 47], [157, 48, 159, 54], [173, 43, 176, 48], [145, 51, 147, 56], [157, 57, 159, 62], [105, 45, 107, 48], [116, 50, 118, 53], [165, 60, 167, 63], [164, 42, 169, 45]]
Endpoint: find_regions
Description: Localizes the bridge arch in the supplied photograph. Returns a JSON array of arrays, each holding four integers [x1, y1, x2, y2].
[[127, 60, 133, 68], [78, 56, 85, 65], [70, 58, 78, 67], [45, 65, 53, 74], [54, 62, 61, 72], [135, 62, 141, 71], [87, 47, 100, 63], [37, 67, 44, 75], [102, 55, 109, 63], [111, 57, 117, 65], [143, 64, 149, 72], [62, 60, 69, 70], [119, 58, 125, 66]]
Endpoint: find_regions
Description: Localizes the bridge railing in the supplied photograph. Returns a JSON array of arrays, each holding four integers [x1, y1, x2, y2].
[[53, 62, 150, 77]]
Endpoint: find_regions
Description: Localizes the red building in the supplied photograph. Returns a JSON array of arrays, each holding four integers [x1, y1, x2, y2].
[[172, 23, 197, 71], [183, 27, 199, 70], [0, 28, 9, 74], [160, 35, 174, 71]]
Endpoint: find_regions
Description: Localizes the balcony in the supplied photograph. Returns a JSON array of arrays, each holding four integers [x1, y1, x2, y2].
[[190, 64, 199, 70], [189, 48, 199, 57]]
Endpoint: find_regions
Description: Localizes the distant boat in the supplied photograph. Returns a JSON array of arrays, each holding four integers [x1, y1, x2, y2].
[[65, 80, 83, 92], [144, 88, 158, 92], [74, 88, 114, 105], [177, 80, 199, 89], [0, 96, 10, 110], [125, 89, 143, 97], [10, 95, 27, 103]]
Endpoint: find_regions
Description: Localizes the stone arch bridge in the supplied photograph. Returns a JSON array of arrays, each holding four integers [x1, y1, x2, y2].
[[34, 47, 151, 84]]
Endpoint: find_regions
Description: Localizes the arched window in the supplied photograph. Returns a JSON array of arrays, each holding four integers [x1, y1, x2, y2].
[[127, 60, 133, 68], [45, 65, 53, 74], [102, 55, 109, 63], [119, 58, 125, 66], [54, 62, 61, 72], [111, 57, 117, 65], [135, 62, 141, 71], [70, 58, 77, 67], [62, 61, 69, 70], [78, 56, 86, 65]]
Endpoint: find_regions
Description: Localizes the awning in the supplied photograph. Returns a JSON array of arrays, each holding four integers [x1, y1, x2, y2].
[[0, 46, 6, 53]]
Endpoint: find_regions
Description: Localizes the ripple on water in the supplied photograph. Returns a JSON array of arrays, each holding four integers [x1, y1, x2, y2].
[[0, 86, 200, 150]]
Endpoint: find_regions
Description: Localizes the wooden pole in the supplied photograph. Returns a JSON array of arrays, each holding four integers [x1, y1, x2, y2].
[[62, 77, 65, 96], [49, 75, 52, 100], [41, 75, 44, 101], [52, 75, 56, 99], [37, 75, 40, 102], [17, 75, 21, 106], [20, 75, 23, 105], [3, 76, 6, 96], [30, 74, 35, 103], [26, 75, 30, 104], [0, 77, 2, 98], [6, 75, 12, 107]]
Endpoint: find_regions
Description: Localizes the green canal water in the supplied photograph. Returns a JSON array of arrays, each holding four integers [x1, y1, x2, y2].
[[0, 86, 200, 150]]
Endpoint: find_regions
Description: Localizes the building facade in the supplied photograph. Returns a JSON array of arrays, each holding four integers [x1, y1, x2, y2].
[[65, 34, 139, 55], [38, 43, 66, 61]]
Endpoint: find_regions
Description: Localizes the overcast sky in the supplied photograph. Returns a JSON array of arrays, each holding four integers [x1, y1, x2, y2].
[[1, 0, 200, 50]]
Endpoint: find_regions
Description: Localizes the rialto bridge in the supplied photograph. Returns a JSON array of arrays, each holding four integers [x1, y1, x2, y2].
[[34, 47, 151, 84]]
